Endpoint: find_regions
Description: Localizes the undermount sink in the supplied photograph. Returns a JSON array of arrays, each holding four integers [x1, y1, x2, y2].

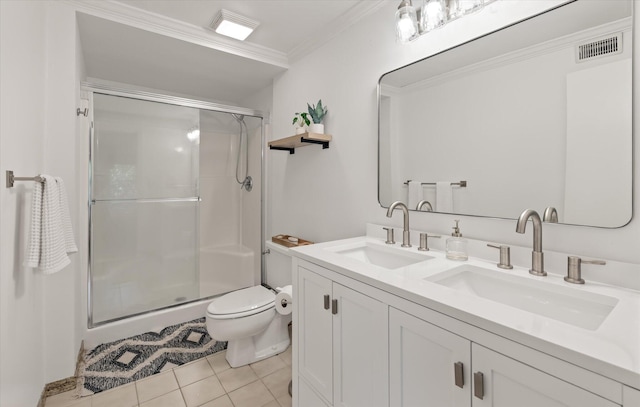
[[327, 241, 433, 269], [426, 265, 618, 330]]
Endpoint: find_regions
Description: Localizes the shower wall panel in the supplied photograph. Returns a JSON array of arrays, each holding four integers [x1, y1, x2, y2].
[[198, 112, 262, 297]]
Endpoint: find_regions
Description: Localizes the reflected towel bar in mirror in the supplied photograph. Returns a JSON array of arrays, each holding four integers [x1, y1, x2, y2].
[[403, 180, 467, 187]]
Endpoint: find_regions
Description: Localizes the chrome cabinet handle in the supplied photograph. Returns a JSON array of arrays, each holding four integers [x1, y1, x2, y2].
[[474, 372, 484, 400], [332, 299, 338, 315], [454, 362, 464, 388], [324, 294, 330, 310]]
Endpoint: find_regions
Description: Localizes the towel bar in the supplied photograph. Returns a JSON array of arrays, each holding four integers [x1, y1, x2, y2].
[[404, 180, 467, 187], [6, 170, 45, 188]]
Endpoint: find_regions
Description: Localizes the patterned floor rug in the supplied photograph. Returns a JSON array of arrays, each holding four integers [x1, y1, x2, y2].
[[78, 317, 227, 395]]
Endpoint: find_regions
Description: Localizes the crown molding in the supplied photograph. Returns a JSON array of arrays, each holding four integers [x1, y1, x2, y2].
[[65, 0, 289, 69], [287, 0, 387, 63]]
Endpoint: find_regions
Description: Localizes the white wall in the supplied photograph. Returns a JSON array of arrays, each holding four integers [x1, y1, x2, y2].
[[0, 2, 47, 405], [42, 3, 84, 383], [269, 0, 640, 270], [1, 2, 83, 404]]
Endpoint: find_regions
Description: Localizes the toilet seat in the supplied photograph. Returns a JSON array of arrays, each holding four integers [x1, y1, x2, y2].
[[207, 286, 274, 320]]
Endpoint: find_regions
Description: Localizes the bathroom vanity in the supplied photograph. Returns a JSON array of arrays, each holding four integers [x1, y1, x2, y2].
[[289, 228, 640, 407]]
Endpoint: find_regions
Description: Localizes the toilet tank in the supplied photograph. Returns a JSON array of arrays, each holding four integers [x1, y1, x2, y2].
[[264, 240, 292, 288]]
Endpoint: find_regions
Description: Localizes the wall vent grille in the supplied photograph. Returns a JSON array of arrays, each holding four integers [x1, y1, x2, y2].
[[576, 33, 622, 62]]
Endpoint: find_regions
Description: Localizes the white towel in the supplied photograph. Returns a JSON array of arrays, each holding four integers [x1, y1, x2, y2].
[[407, 181, 422, 209], [25, 175, 77, 274], [436, 181, 453, 212], [56, 177, 78, 254]]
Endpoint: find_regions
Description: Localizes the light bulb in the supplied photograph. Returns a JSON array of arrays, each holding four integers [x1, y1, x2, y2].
[[449, 0, 484, 20], [395, 1, 419, 43], [421, 0, 446, 32]]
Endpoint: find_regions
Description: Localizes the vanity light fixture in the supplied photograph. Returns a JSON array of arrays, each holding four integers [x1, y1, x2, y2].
[[395, 0, 420, 43], [209, 9, 259, 41], [396, 0, 496, 43]]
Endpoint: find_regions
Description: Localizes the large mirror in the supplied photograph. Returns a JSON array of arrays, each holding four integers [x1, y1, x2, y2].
[[379, 0, 632, 228]]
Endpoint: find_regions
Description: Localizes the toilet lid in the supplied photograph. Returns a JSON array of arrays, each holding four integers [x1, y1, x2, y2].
[[207, 285, 274, 316]]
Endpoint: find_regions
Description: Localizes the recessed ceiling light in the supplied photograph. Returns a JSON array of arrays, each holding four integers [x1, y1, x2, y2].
[[209, 9, 259, 41]]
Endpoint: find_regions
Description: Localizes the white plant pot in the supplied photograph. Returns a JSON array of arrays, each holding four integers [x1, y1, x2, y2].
[[295, 126, 305, 135], [308, 123, 324, 134]]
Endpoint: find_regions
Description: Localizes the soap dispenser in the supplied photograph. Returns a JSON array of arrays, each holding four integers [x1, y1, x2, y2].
[[446, 220, 468, 261]]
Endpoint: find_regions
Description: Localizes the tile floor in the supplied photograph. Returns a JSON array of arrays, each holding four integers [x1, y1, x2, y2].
[[45, 347, 292, 407]]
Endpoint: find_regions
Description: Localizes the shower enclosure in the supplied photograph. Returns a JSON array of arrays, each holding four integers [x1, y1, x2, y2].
[[89, 91, 263, 327]]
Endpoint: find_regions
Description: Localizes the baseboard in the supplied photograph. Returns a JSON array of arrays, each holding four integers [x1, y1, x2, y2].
[[37, 388, 46, 407], [37, 341, 85, 406]]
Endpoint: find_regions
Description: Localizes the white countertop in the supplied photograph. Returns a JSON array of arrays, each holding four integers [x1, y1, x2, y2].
[[290, 234, 640, 389]]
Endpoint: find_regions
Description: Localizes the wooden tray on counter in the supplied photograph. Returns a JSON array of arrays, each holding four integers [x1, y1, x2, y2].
[[272, 234, 314, 248]]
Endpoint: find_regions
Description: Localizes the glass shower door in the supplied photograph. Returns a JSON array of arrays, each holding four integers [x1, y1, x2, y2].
[[90, 94, 201, 326]]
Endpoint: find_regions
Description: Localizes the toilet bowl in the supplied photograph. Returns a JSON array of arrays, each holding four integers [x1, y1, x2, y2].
[[206, 285, 291, 367]]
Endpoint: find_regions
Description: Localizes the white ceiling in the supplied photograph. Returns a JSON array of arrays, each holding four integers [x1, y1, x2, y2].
[[76, 0, 386, 105]]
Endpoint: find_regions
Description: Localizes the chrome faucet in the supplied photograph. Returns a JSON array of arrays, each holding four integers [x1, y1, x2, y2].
[[386, 201, 411, 247], [416, 200, 433, 211], [515, 209, 546, 276]]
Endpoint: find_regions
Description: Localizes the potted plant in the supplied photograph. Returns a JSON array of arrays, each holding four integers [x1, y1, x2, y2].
[[307, 99, 328, 134], [292, 112, 310, 135]]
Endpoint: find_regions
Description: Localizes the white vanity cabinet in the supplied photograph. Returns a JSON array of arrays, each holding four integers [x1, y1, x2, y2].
[[297, 264, 388, 407], [293, 258, 631, 407]]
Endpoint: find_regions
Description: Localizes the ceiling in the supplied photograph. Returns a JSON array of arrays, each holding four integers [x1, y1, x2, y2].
[[76, 0, 385, 105]]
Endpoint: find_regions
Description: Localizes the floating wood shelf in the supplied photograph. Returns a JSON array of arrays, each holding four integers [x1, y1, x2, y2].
[[268, 132, 332, 154]]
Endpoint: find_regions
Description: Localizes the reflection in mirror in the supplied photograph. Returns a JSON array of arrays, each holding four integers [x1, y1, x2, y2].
[[379, 0, 632, 228]]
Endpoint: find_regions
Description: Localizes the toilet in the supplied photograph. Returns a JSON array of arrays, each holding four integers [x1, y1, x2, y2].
[[206, 241, 292, 367]]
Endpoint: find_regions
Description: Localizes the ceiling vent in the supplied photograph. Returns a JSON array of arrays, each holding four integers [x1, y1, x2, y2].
[[576, 33, 622, 62]]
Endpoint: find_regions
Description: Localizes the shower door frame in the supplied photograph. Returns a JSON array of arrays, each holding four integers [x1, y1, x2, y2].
[[84, 82, 266, 328]]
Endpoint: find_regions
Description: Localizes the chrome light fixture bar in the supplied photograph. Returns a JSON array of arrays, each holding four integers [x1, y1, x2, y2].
[[209, 9, 260, 41], [395, 0, 496, 43]]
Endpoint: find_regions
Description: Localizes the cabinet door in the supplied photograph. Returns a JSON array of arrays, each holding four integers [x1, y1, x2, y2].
[[471, 344, 619, 407], [623, 385, 640, 407], [333, 283, 389, 407], [298, 267, 333, 403], [299, 377, 331, 407], [389, 308, 471, 407]]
